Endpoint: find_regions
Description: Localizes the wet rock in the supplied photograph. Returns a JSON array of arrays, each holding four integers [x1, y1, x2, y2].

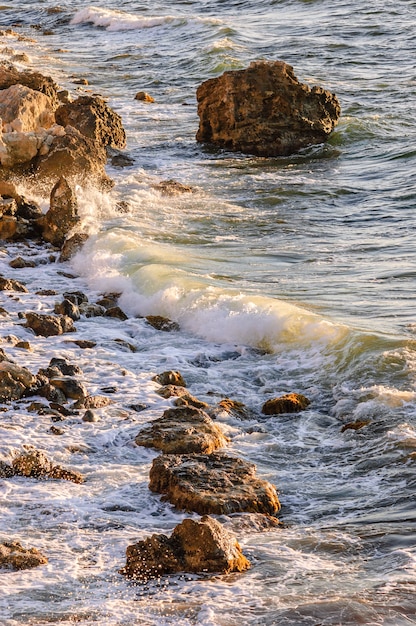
[[11, 447, 84, 483], [134, 91, 155, 103], [24, 312, 76, 336], [151, 180, 193, 196], [0, 460, 15, 477], [196, 60, 341, 156], [261, 393, 310, 415], [59, 232, 89, 261], [156, 385, 209, 410], [113, 338, 138, 353], [153, 370, 186, 387], [49, 377, 87, 401], [54, 298, 80, 321], [149, 451, 280, 515], [0, 62, 59, 105], [9, 256, 36, 268], [63, 290, 88, 305], [104, 306, 128, 320], [120, 515, 250, 580], [135, 406, 229, 454], [0, 541, 48, 570], [38, 177, 79, 247], [110, 153, 135, 168], [145, 315, 180, 332], [341, 419, 371, 433], [50, 426, 64, 435], [0, 83, 55, 131], [74, 395, 112, 409], [79, 303, 106, 318], [38, 357, 82, 379], [64, 339, 96, 349], [55, 95, 126, 150], [215, 398, 251, 419], [0, 362, 36, 401], [82, 409, 99, 423], [0, 277, 28, 292]]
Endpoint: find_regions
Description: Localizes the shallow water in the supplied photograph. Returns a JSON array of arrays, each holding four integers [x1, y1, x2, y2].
[[0, 1, 415, 624]]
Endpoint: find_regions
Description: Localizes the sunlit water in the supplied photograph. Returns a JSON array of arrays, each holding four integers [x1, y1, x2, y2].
[[0, 1, 415, 624]]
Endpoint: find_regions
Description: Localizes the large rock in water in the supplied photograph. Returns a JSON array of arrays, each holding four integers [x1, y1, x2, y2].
[[120, 515, 250, 580], [0, 84, 55, 131], [149, 451, 280, 515], [0, 62, 59, 106], [38, 176, 79, 247], [196, 60, 341, 156]]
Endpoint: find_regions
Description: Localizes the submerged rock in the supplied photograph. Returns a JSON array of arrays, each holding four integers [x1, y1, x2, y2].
[[196, 60, 340, 156], [135, 406, 229, 454], [0, 541, 48, 571], [120, 515, 250, 580], [149, 451, 280, 515]]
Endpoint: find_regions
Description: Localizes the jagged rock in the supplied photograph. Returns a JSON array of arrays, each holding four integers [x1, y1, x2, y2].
[[104, 305, 128, 320], [0, 62, 59, 105], [153, 370, 186, 387], [135, 406, 229, 454], [0, 277, 28, 292], [214, 398, 251, 419], [120, 515, 250, 580], [149, 451, 280, 515], [261, 393, 310, 415], [63, 290, 88, 305], [11, 447, 84, 483], [55, 95, 126, 150], [145, 315, 180, 332], [196, 60, 341, 156], [24, 312, 76, 336], [0, 541, 48, 570], [59, 232, 89, 261], [0, 460, 15, 477], [152, 180, 193, 196], [0, 83, 55, 131], [82, 409, 99, 423], [0, 362, 36, 401], [38, 177, 79, 247], [9, 256, 36, 268], [156, 385, 209, 409], [54, 298, 80, 321], [40, 357, 83, 378]]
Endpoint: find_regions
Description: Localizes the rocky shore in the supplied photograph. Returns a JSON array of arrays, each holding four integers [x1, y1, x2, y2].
[[0, 55, 328, 580]]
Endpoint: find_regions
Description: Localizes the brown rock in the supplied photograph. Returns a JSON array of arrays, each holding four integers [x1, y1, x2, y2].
[[134, 91, 155, 103], [54, 298, 80, 321], [73, 395, 112, 409], [0, 277, 28, 292], [341, 419, 371, 433], [261, 393, 310, 415], [59, 232, 89, 261], [9, 256, 37, 268], [0, 362, 36, 401], [0, 83, 55, 131], [149, 451, 280, 515], [120, 515, 250, 580], [196, 60, 340, 156], [38, 177, 79, 247], [152, 180, 193, 196], [12, 447, 84, 483], [0, 62, 59, 105], [55, 96, 125, 149], [145, 315, 180, 332], [104, 306, 128, 320], [156, 385, 209, 409], [0, 541, 48, 570], [153, 370, 186, 387], [135, 406, 229, 454], [24, 312, 76, 336], [64, 339, 96, 349], [49, 377, 87, 400]]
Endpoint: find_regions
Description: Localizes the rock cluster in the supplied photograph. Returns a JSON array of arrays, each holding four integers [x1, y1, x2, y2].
[[196, 60, 341, 156]]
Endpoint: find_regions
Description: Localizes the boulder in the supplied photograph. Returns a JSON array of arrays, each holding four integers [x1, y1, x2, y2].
[[149, 451, 280, 515], [196, 60, 340, 156], [0, 62, 59, 106], [49, 377, 87, 401], [0, 277, 28, 292], [120, 515, 250, 580], [156, 385, 209, 409], [54, 298, 80, 321], [261, 393, 310, 415], [11, 447, 84, 483], [24, 312, 76, 336], [151, 180, 193, 196], [0, 541, 48, 570], [134, 91, 155, 103], [59, 233, 89, 261], [0, 362, 36, 401], [145, 315, 180, 332], [135, 406, 229, 454], [55, 95, 126, 150], [153, 370, 186, 387], [0, 84, 55, 131], [38, 176, 79, 247]]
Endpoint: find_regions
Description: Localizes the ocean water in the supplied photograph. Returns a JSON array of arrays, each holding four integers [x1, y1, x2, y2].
[[0, 1, 415, 624]]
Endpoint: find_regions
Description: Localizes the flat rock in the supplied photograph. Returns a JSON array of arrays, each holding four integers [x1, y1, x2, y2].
[[135, 406, 229, 454], [149, 451, 280, 515], [120, 515, 250, 580]]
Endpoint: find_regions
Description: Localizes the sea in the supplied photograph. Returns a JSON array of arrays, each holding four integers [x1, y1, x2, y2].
[[0, 1, 415, 624]]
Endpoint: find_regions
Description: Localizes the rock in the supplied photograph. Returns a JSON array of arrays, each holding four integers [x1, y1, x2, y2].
[[0, 460, 15, 477], [24, 312, 76, 336], [261, 393, 310, 415], [0, 83, 55, 131], [151, 180, 193, 196], [215, 398, 251, 419], [79, 303, 106, 318], [0, 277, 28, 292], [149, 451, 280, 515], [82, 409, 99, 423], [156, 385, 209, 409], [145, 315, 180, 332], [12, 447, 84, 483], [0, 362, 36, 401], [0, 541, 48, 570], [64, 339, 96, 349], [104, 306, 128, 320], [63, 290, 88, 305], [74, 395, 112, 409], [41, 357, 83, 377], [153, 370, 186, 387], [110, 153, 134, 168], [0, 62, 59, 105], [49, 377, 87, 400], [135, 406, 229, 454], [59, 232, 89, 261], [55, 95, 126, 149], [38, 177, 79, 247], [120, 515, 250, 580], [134, 91, 155, 103], [196, 60, 341, 156], [113, 338, 138, 353], [9, 256, 36, 268], [54, 298, 80, 321], [341, 419, 371, 433]]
